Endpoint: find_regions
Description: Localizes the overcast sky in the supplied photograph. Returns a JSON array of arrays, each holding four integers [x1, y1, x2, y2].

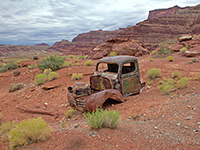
[[0, 0, 199, 45]]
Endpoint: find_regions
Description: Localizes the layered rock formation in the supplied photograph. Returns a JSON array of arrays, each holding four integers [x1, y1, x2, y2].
[[90, 39, 149, 59], [116, 4, 200, 50]]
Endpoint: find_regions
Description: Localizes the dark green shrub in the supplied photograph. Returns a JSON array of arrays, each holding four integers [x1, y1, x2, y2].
[[38, 55, 65, 71], [9, 117, 53, 150], [9, 83, 24, 92], [13, 70, 20, 77], [177, 77, 189, 89], [48, 72, 59, 81], [34, 74, 47, 85], [158, 78, 175, 95], [84, 60, 94, 66], [147, 68, 161, 80]]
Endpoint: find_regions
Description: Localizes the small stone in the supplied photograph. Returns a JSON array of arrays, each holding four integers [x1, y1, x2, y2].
[[161, 115, 165, 118], [192, 108, 196, 110], [185, 116, 193, 120], [154, 126, 158, 130], [112, 104, 114, 107], [187, 105, 191, 108], [91, 134, 96, 137], [44, 102, 48, 106], [171, 96, 174, 99], [197, 122, 200, 126], [184, 126, 189, 130], [132, 138, 136, 141], [176, 123, 181, 126]]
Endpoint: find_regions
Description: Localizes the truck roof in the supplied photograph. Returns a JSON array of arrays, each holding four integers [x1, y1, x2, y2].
[[97, 55, 138, 65]]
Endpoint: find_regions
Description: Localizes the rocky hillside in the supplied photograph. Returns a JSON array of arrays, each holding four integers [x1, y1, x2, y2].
[[116, 4, 200, 50]]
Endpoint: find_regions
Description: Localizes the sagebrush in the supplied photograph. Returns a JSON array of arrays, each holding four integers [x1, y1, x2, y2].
[[147, 68, 161, 80], [84, 60, 94, 66], [177, 77, 189, 89], [34, 74, 47, 85]]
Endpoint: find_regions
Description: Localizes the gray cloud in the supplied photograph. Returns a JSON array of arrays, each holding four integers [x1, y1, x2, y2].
[[0, 0, 199, 45]]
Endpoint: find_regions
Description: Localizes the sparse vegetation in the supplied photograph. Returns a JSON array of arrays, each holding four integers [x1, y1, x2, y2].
[[193, 72, 200, 80], [158, 78, 175, 95], [61, 61, 72, 68], [103, 110, 120, 129], [28, 64, 37, 69], [167, 56, 173, 62], [84, 109, 105, 129], [9, 117, 53, 150], [78, 55, 87, 60], [0, 121, 16, 141], [34, 74, 47, 85], [38, 55, 65, 71], [43, 68, 52, 75], [48, 72, 59, 81], [84, 109, 121, 129], [180, 47, 187, 53], [9, 83, 24, 93], [192, 58, 198, 63], [13, 70, 20, 77], [65, 108, 74, 119], [84, 60, 94, 66], [149, 57, 154, 62], [172, 70, 181, 79], [76, 63, 81, 66], [0, 113, 2, 120], [74, 59, 79, 63], [110, 51, 117, 56], [0, 62, 18, 73], [147, 68, 161, 80], [177, 77, 189, 89], [151, 43, 170, 58], [68, 55, 75, 58], [72, 73, 83, 80], [32, 56, 39, 60]]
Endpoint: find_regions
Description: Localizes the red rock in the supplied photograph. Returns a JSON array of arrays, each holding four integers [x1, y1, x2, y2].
[[169, 44, 184, 52]]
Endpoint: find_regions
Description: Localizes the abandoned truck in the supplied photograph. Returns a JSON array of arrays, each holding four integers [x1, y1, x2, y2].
[[67, 55, 145, 112]]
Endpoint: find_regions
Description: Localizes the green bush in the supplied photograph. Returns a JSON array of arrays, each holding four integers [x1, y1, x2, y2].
[[76, 63, 81, 66], [38, 55, 65, 71], [0, 121, 16, 141], [158, 78, 175, 95], [0, 62, 18, 73], [177, 77, 189, 89], [78, 55, 87, 60], [172, 70, 181, 79], [151, 43, 170, 57], [13, 70, 20, 77], [192, 58, 198, 63], [9, 117, 53, 150], [9, 83, 24, 93], [180, 47, 187, 53], [167, 56, 173, 62], [74, 59, 79, 63], [61, 61, 72, 68], [72, 73, 83, 80], [65, 108, 74, 119], [34, 74, 47, 85], [43, 68, 52, 75], [110, 51, 117, 56], [84, 109, 105, 129], [103, 110, 120, 129], [84, 60, 94, 66], [68, 55, 75, 58], [28, 64, 37, 69], [48, 72, 59, 81], [147, 68, 161, 80]]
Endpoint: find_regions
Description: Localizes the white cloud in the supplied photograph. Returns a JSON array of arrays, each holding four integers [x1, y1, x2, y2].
[[0, 0, 199, 45]]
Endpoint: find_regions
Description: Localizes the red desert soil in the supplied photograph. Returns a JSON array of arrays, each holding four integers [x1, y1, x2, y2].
[[0, 53, 200, 150]]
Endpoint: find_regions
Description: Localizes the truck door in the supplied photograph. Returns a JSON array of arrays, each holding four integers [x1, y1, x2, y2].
[[121, 62, 140, 97]]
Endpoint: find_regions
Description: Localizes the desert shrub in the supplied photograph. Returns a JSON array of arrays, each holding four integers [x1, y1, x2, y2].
[[28, 64, 37, 69], [43, 68, 52, 75], [38, 55, 65, 71], [0, 113, 2, 119], [172, 70, 181, 79], [76, 63, 81, 66], [147, 68, 161, 80], [74, 59, 79, 63], [0, 121, 16, 141], [65, 108, 74, 119], [110, 51, 117, 56], [158, 78, 175, 95], [180, 47, 187, 53], [13, 70, 20, 77], [0, 62, 18, 73], [9, 117, 53, 150], [84, 109, 105, 129], [9, 83, 24, 93], [84, 60, 94, 66], [48, 72, 59, 81], [177, 77, 189, 89], [192, 58, 198, 63], [149, 57, 154, 62], [193, 72, 200, 80], [72, 73, 83, 80], [167, 56, 173, 62], [78, 55, 87, 60], [68, 55, 75, 58], [34, 74, 47, 85], [33, 56, 38, 60], [103, 110, 120, 129], [131, 114, 135, 119], [151, 43, 170, 58], [61, 61, 72, 68]]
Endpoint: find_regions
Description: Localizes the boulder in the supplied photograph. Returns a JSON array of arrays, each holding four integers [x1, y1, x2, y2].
[[178, 35, 193, 42]]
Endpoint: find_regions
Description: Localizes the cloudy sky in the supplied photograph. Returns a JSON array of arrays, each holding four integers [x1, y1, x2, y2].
[[0, 0, 199, 45]]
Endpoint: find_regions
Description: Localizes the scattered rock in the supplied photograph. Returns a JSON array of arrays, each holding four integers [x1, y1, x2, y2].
[[185, 116, 193, 120]]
